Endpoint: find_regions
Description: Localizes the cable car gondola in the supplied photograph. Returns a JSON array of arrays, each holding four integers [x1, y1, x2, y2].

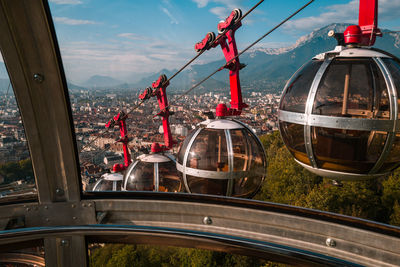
[[176, 10, 267, 197], [92, 172, 123, 191], [278, 2, 400, 180], [176, 118, 266, 197], [122, 75, 183, 192]]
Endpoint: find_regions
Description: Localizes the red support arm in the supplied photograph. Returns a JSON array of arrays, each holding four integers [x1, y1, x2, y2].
[[343, 0, 381, 46], [139, 74, 176, 153], [216, 27, 248, 115], [105, 111, 131, 172], [197, 9, 248, 117], [359, 0, 381, 45]]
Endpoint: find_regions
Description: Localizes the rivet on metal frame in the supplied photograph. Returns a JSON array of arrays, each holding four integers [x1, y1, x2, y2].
[[326, 238, 336, 247], [33, 73, 44, 83], [55, 188, 64, 196], [203, 216, 213, 225], [60, 239, 70, 247]]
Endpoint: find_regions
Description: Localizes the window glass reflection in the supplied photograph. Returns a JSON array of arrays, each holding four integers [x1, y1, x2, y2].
[[158, 161, 182, 192], [313, 58, 389, 119], [373, 59, 400, 172], [124, 161, 155, 191], [232, 129, 265, 198], [0, 52, 36, 201], [280, 60, 323, 113], [279, 121, 308, 165], [186, 129, 229, 172], [312, 127, 387, 173]]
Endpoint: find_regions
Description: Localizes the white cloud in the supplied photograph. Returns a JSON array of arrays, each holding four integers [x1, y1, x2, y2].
[[192, 0, 244, 19], [283, 0, 358, 32], [58, 40, 193, 83], [54, 17, 98, 25], [210, 6, 230, 19], [283, 0, 400, 32], [161, 7, 179, 24], [117, 33, 147, 41], [192, 0, 210, 8], [49, 0, 82, 4]]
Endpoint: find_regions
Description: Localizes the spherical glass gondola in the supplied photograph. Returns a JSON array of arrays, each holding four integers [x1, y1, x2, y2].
[[279, 47, 400, 180], [92, 173, 123, 191], [123, 153, 182, 192], [176, 119, 266, 198]]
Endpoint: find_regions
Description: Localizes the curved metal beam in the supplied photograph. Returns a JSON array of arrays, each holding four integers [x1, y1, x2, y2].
[[0, 193, 393, 267]]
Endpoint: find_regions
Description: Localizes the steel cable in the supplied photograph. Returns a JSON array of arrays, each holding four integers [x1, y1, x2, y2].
[[163, 0, 315, 111], [79, 0, 266, 154]]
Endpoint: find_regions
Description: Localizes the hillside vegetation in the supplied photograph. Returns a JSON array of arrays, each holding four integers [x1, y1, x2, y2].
[[89, 131, 400, 266]]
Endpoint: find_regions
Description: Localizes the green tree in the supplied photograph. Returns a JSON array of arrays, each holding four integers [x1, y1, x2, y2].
[[390, 200, 400, 226]]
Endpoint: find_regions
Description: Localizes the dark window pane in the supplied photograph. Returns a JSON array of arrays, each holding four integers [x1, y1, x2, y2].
[[177, 129, 197, 164], [186, 129, 229, 172], [280, 60, 323, 113], [232, 130, 265, 198], [93, 179, 114, 191], [381, 132, 400, 172], [186, 175, 228, 195], [158, 161, 182, 192], [124, 161, 155, 191], [382, 58, 400, 116], [312, 127, 386, 174], [313, 58, 389, 119], [279, 121, 309, 165]]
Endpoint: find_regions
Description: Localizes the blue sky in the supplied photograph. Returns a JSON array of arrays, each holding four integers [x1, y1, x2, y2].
[[46, 0, 400, 84]]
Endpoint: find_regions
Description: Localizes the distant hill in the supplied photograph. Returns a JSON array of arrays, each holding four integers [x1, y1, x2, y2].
[[131, 23, 400, 93], [67, 82, 86, 91], [82, 75, 122, 88], [69, 23, 400, 93]]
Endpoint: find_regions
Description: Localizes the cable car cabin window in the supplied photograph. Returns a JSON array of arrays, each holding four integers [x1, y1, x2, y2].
[[0, 52, 36, 202], [177, 129, 197, 165], [124, 161, 155, 191], [158, 161, 181, 192], [279, 121, 309, 165], [312, 58, 390, 119], [280, 60, 323, 113], [311, 127, 387, 174], [186, 129, 229, 172], [380, 58, 400, 171], [232, 129, 265, 198]]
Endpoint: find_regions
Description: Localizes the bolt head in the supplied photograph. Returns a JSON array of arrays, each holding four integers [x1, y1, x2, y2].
[[33, 73, 44, 83], [203, 216, 212, 225], [326, 238, 336, 247], [61, 239, 70, 247], [55, 188, 64, 196]]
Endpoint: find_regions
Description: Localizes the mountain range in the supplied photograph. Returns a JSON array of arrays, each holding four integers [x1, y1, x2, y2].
[[2, 23, 400, 94], [75, 23, 400, 93]]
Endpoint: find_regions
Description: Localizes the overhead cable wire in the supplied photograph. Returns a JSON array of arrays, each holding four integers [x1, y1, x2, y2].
[[164, 0, 315, 111], [164, 0, 265, 85], [79, 0, 266, 154]]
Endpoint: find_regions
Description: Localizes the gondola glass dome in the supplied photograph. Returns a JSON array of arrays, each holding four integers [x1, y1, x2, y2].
[[123, 153, 182, 192], [279, 46, 400, 180], [176, 119, 266, 197], [92, 173, 123, 191]]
